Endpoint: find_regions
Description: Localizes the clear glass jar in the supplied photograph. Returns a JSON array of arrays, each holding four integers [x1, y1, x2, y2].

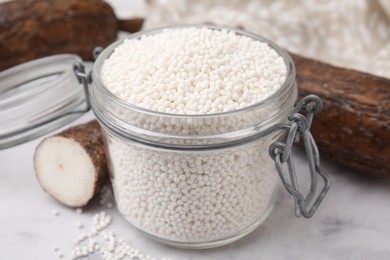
[[89, 25, 329, 249]]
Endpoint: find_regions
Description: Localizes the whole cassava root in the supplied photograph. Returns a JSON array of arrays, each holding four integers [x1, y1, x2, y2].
[[0, 0, 143, 71], [34, 121, 107, 207], [291, 53, 390, 177]]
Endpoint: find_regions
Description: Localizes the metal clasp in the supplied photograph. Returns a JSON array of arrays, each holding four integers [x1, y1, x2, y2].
[[269, 95, 331, 218], [72, 46, 102, 112], [73, 62, 92, 112]]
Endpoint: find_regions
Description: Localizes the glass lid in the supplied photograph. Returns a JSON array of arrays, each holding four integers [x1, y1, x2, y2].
[[0, 54, 91, 150]]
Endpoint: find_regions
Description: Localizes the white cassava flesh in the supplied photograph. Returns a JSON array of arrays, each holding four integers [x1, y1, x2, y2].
[[35, 137, 95, 207], [34, 121, 107, 207]]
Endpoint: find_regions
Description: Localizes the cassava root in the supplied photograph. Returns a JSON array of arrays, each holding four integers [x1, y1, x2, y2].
[[292, 53, 390, 177], [34, 121, 107, 207], [0, 0, 144, 71]]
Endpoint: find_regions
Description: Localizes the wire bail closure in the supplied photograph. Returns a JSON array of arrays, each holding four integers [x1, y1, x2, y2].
[[72, 46, 102, 113], [73, 62, 92, 113], [269, 95, 331, 218]]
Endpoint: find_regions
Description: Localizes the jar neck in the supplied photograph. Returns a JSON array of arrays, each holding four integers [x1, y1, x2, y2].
[[91, 83, 297, 150], [90, 25, 298, 149]]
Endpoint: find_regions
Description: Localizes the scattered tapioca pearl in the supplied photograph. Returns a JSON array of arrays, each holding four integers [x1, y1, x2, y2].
[[76, 222, 84, 229], [69, 211, 164, 260]]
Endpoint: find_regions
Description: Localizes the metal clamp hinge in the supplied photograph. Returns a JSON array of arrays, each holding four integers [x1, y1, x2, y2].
[[269, 95, 331, 218], [73, 62, 92, 112], [72, 47, 102, 113]]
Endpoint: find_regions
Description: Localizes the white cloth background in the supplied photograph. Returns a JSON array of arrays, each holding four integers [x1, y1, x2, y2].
[[117, 0, 390, 79]]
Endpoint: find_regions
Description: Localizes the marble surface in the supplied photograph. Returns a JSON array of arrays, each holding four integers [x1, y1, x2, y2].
[[1, 111, 390, 260]]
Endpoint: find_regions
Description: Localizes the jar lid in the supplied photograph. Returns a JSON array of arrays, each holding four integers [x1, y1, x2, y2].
[[0, 54, 91, 149]]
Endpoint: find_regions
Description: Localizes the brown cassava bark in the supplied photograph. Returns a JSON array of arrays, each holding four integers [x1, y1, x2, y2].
[[0, 0, 143, 71], [291, 53, 390, 177]]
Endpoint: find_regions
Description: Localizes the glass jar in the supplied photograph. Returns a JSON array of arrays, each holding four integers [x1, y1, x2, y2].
[[89, 25, 330, 249]]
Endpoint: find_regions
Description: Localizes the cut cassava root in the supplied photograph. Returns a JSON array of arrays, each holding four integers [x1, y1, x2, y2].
[[34, 121, 107, 207]]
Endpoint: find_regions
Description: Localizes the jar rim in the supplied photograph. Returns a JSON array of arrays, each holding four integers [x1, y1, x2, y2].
[[92, 24, 296, 119]]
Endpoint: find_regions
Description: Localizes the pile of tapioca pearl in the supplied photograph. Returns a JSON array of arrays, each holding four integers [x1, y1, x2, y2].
[[101, 27, 287, 115], [101, 27, 289, 143], [109, 139, 278, 241]]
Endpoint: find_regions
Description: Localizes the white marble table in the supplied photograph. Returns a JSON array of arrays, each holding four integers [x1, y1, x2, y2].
[[1, 111, 390, 260]]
